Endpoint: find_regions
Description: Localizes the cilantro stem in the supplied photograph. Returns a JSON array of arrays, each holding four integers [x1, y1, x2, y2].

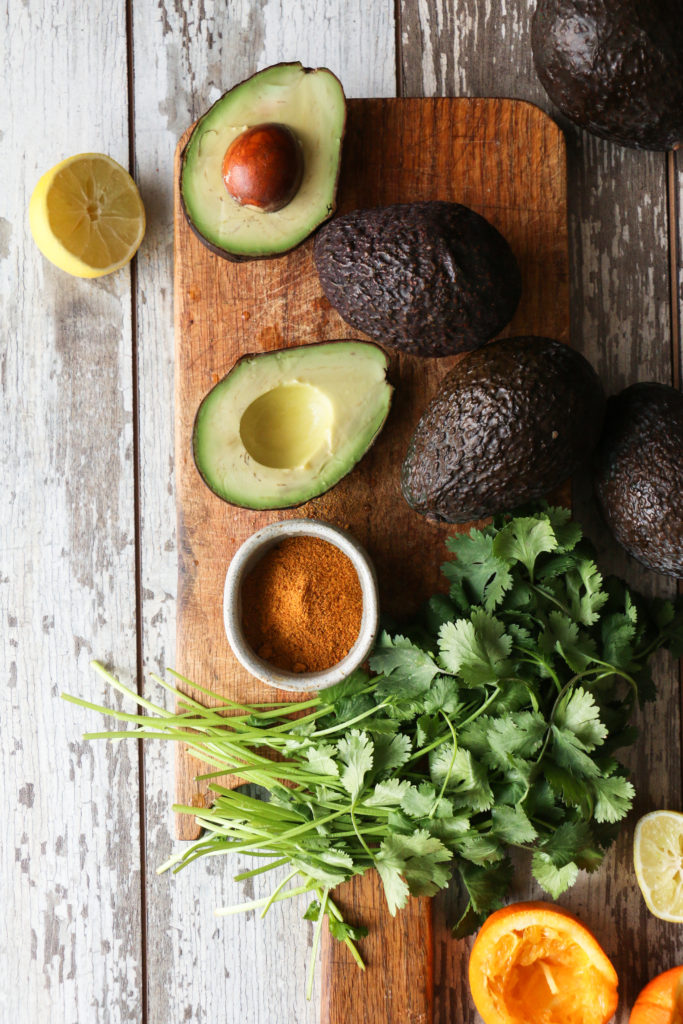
[[458, 686, 501, 728], [260, 869, 300, 918], [429, 712, 458, 818], [528, 583, 572, 618], [326, 895, 366, 970], [233, 858, 290, 881], [350, 803, 374, 857], [215, 880, 316, 916], [306, 888, 329, 1001], [313, 701, 390, 737]]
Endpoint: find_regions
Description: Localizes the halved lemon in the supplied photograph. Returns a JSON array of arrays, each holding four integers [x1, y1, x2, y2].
[[634, 810, 683, 923], [29, 153, 145, 277]]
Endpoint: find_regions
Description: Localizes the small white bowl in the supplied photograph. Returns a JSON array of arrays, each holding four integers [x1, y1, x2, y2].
[[223, 518, 379, 692]]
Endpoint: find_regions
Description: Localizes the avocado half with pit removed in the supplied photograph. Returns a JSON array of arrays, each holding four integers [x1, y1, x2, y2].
[[193, 341, 393, 510], [180, 63, 346, 260]]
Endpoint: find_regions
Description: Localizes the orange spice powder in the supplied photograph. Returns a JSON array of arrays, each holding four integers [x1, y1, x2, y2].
[[240, 536, 363, 673]]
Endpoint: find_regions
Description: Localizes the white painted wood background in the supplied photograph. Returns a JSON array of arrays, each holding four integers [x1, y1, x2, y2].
[[1, 1, 681, 1022]]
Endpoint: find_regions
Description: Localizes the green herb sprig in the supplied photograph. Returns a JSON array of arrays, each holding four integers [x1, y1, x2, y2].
[[63, 507, 683, 988]]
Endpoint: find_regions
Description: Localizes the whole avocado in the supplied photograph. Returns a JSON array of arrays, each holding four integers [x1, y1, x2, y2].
[[532, 0, 683, 150], [594, 383, 683, 577], [313, 201, 521, 357], [402, 336, 605, 522]]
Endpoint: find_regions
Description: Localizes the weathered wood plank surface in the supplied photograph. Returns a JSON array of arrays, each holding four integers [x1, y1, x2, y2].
[[398, 2, 682, 1022], [0, 2, 143, 1023]]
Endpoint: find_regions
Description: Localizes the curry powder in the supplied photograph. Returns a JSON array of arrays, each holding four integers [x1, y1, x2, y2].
[[240, 535, 363, 673]]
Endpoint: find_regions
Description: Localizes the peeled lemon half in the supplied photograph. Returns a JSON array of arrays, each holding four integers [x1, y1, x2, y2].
[[29, 153, 145, 277], [634, 809, 683, 922]]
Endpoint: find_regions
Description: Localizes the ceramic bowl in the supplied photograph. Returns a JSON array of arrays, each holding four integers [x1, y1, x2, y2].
[[223, 518, 379, 692]]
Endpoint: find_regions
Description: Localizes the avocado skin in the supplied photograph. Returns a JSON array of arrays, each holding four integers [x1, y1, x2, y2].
[[532, 0, 683, 150], [313, 202, 521, 357], [402, 336, 605, 522], [594, 383, 683, 577]]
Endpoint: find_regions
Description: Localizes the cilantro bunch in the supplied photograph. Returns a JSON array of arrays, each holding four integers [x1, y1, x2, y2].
[[65, 508, 683, 987]]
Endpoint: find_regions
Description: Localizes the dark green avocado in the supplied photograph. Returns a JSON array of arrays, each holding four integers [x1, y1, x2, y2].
[[180, 62, 346, 261], [313, 201, 521, 357], [532, 0, 683, 150], [402, 336, 605, 522], [593, 382, 683, 577]]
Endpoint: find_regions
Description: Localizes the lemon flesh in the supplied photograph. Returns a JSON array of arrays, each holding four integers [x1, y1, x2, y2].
[[29, 153, 145, 277], [634, 810, 683, 922]]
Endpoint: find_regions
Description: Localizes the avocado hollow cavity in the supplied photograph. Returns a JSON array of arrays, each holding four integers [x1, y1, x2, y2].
[[193, 341, 393, 510], [239, 382, 333, 469]]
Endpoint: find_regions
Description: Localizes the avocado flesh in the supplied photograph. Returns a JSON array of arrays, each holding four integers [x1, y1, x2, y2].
[[532, 0, 683, 150], [181, 63, 346, 259], [193, 341, 392, 510], [402, 336, 605, 522], [594, 383, 683, 577], [313, 202, 521, 357]]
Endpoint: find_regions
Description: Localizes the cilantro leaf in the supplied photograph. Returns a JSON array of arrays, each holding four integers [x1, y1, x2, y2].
[[550, 725, 602, 779], [364, 779, 410, 807], [376, 831, 452, 913], [491, 804, 537, 844], [401, 782, 438, 818], [531, 853, 579, 897], [554, 687, 608, 751], [543, 507, 583, 552], [328, 918, 368, 943], [540, 611, 597, 672], [593, 774, 635, 823], [443, 529, 514, 612], [565, 558, 609, 625], [371, 732, 412, 776], [438, 610, 512, 684], [369, 633, 440, 695], [337, 730, 373, 799], [459, 857, 514, 914], [305, 744, 339, 776], [492, 516, 558, 578], [430, 745, 493, 812]]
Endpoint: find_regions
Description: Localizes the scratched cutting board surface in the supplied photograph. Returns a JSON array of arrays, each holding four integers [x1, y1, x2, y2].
[[174, 97, 567, 1023]]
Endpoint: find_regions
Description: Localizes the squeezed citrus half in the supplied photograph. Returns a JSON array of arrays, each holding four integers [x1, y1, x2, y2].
[[469, 901, 618, 1024], [629, 966, 683, 1024], [634, 810, 683, 923], [29, 153, 145, 277]]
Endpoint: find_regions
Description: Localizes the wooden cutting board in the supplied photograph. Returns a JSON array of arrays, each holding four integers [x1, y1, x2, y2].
[[174, 97, 568, 1023]]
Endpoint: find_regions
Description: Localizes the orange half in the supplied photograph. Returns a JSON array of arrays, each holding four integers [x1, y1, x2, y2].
[[469, 901, 618, 1024], [629, 966, 683, 1024]]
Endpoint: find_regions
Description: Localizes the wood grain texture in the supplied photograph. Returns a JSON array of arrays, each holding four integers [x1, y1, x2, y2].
[[1, 1, 143, 1022], [133, 5, 397, 1023], [398, 3, 683, 1022], [320, 884, 433, 1024]]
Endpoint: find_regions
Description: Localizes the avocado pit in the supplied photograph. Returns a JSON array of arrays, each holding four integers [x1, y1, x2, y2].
[[222, 123, 304, 213]]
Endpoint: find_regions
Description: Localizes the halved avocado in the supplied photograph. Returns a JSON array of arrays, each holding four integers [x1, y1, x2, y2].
[[193, 341, 392, 509], [180, 63, 346, 260]]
